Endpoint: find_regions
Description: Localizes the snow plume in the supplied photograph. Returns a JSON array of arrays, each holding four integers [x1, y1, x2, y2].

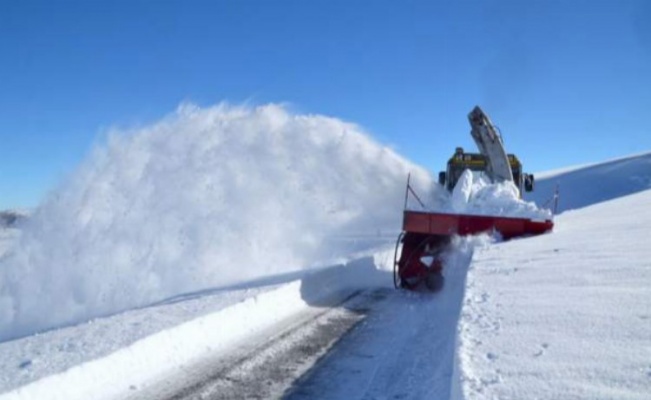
[[449, 170, 551, 220], [0, 103, 434, 341]]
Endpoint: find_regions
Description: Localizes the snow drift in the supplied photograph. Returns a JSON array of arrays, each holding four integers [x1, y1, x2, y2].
[[0, 103, 435, 342]]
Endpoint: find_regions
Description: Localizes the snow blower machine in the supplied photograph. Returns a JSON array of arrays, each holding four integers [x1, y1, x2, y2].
[[393, 106, 555, 290]]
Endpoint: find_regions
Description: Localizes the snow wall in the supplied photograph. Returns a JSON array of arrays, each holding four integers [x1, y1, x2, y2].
[[0, 103, 435, 342]]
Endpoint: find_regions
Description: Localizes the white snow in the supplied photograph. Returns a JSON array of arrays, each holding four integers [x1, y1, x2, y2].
[[1, 102, 650, 399], [283, 235, 492, 400], [1, 279, 358, 400], [449, 170, 551, 220], [0, 103, 434, 343], [457, 189, 651, 399], [0, 251, 393, 400], [526, 151, 651, 213]]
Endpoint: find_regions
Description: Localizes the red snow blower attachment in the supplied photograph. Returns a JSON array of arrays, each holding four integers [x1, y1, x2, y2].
[[393, 106, 555, 290]]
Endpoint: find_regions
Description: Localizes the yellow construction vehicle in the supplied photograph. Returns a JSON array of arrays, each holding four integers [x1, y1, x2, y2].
[[438, 147, 535, 196]]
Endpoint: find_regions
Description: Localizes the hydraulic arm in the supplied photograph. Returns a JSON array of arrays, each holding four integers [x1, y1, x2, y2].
[[468, 106, 513, 184]]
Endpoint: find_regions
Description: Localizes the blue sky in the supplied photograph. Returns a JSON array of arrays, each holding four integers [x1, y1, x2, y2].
[[1, 0, 650, 209]]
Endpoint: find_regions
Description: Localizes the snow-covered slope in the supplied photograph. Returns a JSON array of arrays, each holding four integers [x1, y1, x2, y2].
[[458, 188, 651, 399], [525, 151, 651, 213]]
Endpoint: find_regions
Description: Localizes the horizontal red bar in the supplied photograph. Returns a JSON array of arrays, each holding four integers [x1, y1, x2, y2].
[[403, 210, 553, 239]]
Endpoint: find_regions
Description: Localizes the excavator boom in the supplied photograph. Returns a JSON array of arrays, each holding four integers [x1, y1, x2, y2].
[[468, 106, 513, 184]]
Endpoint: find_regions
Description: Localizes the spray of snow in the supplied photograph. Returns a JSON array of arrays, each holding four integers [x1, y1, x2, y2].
[[0, 102, 436, 342], [448, 170, 551, 219]]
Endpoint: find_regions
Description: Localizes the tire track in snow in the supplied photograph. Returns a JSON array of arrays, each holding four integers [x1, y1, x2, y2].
[[284, 239, 477, 400]]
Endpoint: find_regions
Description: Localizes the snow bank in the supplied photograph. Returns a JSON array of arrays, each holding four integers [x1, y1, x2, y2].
[[457, 189, 651, 399], [0, 255, 390, 400], [447, 170, 551, 220], [0, 103, 434, 342], [1, 281, 311, 400]]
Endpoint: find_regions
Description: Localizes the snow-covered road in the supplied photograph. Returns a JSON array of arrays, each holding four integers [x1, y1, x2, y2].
[[129, 290, 373, 400], [129, 237, 475, 400], [0, 241, 478, 400], [112, 234, 479, 400], [285, 238, 480, 400], [286, 286, 464, 399]]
